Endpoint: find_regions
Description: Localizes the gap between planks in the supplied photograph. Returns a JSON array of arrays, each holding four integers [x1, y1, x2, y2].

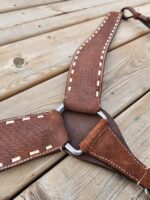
[[0, 1, 149, 47], [0, 0, 67, 14], [0, 4, 149, 102], [0, 0, 119, 28]]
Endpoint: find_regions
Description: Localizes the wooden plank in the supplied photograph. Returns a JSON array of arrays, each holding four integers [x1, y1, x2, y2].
[[0, 0, 65, 13], [0, 4, 149, 101], [0, 34, 149, 199], [15, 92, 150, 200], [0, 0, 119, 30], [0, 1, 149, 46]]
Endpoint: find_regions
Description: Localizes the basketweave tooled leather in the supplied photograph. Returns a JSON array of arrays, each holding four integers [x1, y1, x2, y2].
[[0, 6, 150, 198], [64, 12, 122, 114], [0, 110, 68, 171]]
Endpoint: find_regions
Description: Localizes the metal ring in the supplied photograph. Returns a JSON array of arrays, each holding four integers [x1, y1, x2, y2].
[[145, 188, 150, 198], [55, 103, 107, 156]]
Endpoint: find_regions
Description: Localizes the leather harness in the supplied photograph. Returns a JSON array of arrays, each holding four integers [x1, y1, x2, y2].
[[0, 7, 150, 198]]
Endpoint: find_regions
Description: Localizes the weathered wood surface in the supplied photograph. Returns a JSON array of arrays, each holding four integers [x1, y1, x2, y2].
[[0, 3, 149, 101], [0, 0, 149, 199], [0, 0, 119, 30], [0, 0, 64, 13], [15, 93, 150, 200], [0, 1, 149, 46]]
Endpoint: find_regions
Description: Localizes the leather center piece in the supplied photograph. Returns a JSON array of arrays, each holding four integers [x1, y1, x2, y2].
[[62, 110, 101, 149]]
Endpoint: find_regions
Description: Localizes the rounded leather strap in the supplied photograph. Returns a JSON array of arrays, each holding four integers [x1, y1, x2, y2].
[[64, 12, 122, 114]]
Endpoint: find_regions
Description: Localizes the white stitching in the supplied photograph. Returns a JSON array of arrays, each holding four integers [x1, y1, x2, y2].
[[12, 156, 21, 163], [96, 91, 99, 97], [22, 117, 30, 121], [66, 13, 122, 98], [89, 125, 145, 182], [46, 144, 53, 150], [0, 110, 54, 124], [0, 146, 60, 171], [29, 150, 40, 156], [37, 115, 44, 119], [96, 14, 122, 98], [1, 110, 54, 125], [138, 168, 148, 185], [66, 13, 112, 96], [0, 163, 3, 167], [6, 120, 14, 125]]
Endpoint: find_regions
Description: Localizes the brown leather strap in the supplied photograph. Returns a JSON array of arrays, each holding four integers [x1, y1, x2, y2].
[[121, 7, 150, 28], [0, 110, 68, 171], [64, 12, 122, 114], [79, 119, 150, 190]]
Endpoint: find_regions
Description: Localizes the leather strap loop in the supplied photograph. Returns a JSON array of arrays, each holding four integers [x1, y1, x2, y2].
[[121, 7, 150, 28], [64, 12, 122, 114]]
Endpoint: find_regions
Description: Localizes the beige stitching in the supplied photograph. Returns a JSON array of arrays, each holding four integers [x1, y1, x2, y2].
[[22, 117, 30, 121], [6, 120, 14, 125], [12, 156, 21, 163], [29, 150, 40, 156], [97, 81, 100, 86], [138, 168, 148, 185], [99, 62, 102, 67], [0, 110, 54, 125], [89, 125, 145, 182], [0, 146, 60, 171], [66, 13, 112, 95], [0, 163, 3, 167], [96, 91, 99, 97], [66, 13, 122, 98], [91, 151, 139, 182], [98, 70, 101, 76], [96, 14, 122, 98], [37, 115, 44, 119], [68, 87, 71, 91], [46, 144, 53, 150], [107, 126, 145, 169]]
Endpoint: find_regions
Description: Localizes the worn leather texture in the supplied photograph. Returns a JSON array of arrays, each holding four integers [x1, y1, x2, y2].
[[63, 109, 130, 171], [64, 12, 122, 114], [0, 110, 68, 171], [79, 118, 150, 189]]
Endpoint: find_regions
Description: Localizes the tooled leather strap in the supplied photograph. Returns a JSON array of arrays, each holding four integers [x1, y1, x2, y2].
[[0, 110, 68, 171], [64, 12, 122, 114], [79, 119, 150, 191]]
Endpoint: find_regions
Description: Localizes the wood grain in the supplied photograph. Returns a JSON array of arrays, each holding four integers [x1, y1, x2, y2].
[[0, 34, 149, 199], [0, 0, 65, 13], [0, 0, 119, 30], [0, 1, 149, 46], [0, 4, 149, 101], [15, 92, 150, 200]]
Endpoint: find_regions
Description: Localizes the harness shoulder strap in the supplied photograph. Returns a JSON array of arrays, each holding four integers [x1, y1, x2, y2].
[[64, 12, 122, 114]]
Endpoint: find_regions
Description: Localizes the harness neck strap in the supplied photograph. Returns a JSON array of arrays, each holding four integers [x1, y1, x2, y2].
[[64, 12, 122, 114]]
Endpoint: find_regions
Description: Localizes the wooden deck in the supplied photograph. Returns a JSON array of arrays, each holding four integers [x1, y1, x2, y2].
[[0, 0, 149, 199]]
